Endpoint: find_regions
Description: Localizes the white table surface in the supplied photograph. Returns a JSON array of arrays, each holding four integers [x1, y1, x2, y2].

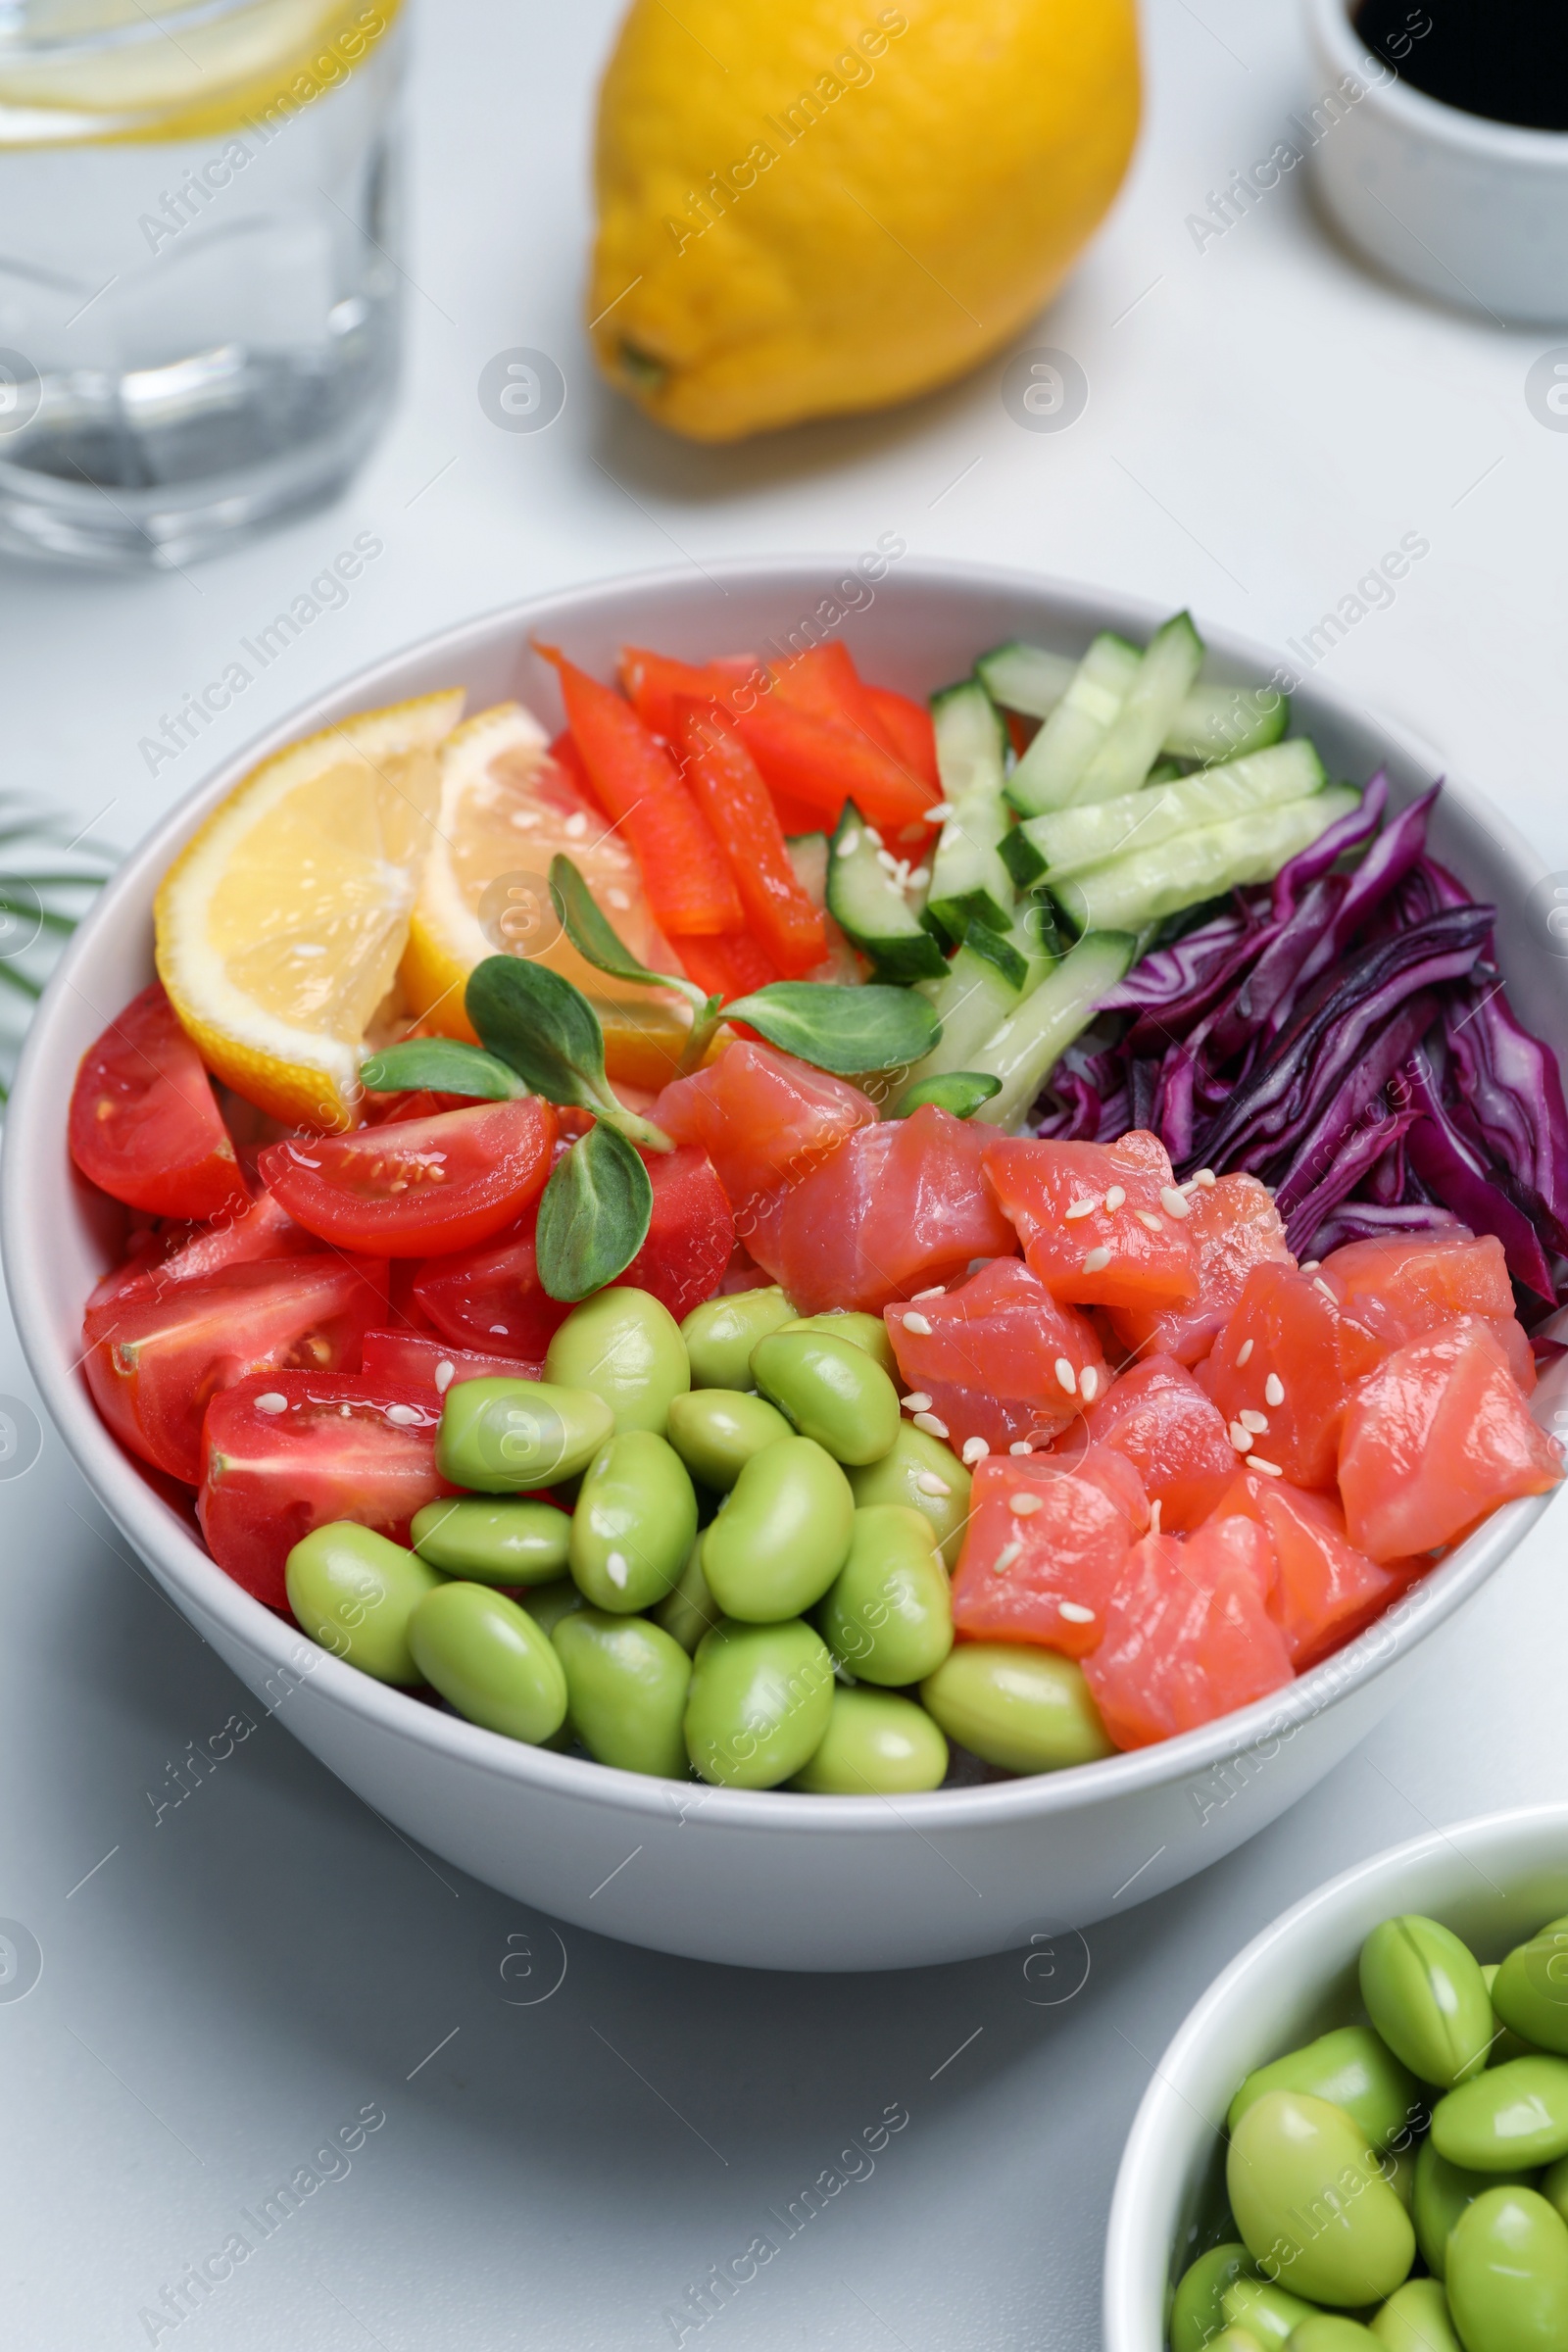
[[6, 2, 1568, 2344]]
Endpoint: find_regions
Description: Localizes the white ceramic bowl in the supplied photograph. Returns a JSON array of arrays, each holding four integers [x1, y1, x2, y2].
[[1104, 1802, 1568, 2352], [6, 557, 1566, 1975], [1307, 0, 1568, 325]]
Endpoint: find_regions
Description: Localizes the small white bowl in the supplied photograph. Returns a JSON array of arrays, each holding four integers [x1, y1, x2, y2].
[[1104, 1803, 1568, 2352], [6, 558, 1567, 1974], [1306, 0, 1568, 325]]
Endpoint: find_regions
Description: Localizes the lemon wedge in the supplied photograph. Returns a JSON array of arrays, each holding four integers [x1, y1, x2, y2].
[[401, 702, 694, 1093], [155, 690, 464, 1131]]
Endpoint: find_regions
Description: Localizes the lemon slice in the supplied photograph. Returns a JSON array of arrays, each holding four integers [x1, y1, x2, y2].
[[402, 702, 694, 1093], [155, 690, 464, 1131]]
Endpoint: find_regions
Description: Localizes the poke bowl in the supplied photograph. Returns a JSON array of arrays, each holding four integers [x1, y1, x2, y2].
[[6, 556, 1567, 1974]]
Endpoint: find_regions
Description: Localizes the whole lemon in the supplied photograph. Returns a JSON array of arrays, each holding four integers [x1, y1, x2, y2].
[[589, 0, 1140, 442]]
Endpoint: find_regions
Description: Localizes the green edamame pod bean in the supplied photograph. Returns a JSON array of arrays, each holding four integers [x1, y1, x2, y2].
[[779, 1310, 898, 1379], [1446, 2184, 1568, 2352], [1286, 2322, 1383, 2351], [1359, 1917, 1494, 2088], [702, 1436, 855, 1621], [411, 1496, 570, 1585], [848, 1420, 971, 1570], [684, 1618, 835, 1788], [750, 1329, 900, 1465], [545, 1287, 690, 1435], [1483, 1962, 1544, 2065], [1208, 2333, 1265, 2352], [790, 1687, 949, 1795], [681, 1287, 795, 1389], [1383, 2144, 1416, 2214], [1432, 2055, 1568, 2170], [1413, 2138, 1538, 2276], [1370, 2278, 1462, 2352], [519, 1581, 585, 1639], [436, 1377, 613, 1491], [919, 1642, 1114, 1775], [1170, 2244, 1258, 2352], [665, 1389, 792, 1491], [407, 1582, 568, 1743], [1228, 2028, 1421, 2153], [654, 1539, 723, 1655], [552, 1609, 691, 1779], [1543, 2152, 1568, 2225], [569, 1430, 697, 1613], [1492, 1929, 1568, 2057], [1227, 2091, 1415, 2308], [1224, 2278, 1319, 2351], [285, 1522, 444, 1685], [817, 1504, 954, 1686]]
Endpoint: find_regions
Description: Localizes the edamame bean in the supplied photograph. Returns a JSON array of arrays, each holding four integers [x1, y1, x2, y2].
[[411, 1497, 570, 1585], [1359, 1917, 1494, 2089], [436, 1377, 613, 1491], [407, 1582, 568, 1743], [545, 1286, 690, 1435], [285, 1522, 444, 1685], [848, 1420, 972, 1570], [1228, 2028, 1421, 2153], [918, 1642, 1114, 1774], [751, 1329, 901, 1466], [684, 1618, 835, 1788], [519, 1581, 585, 1640], [1224, 2278, 1319, 2351], [817, 1504, 954, 1687], [790, 1688, 949, 1795], [1170, 2244, 1258, 2352], [569, 1430, 696, 1613], [1543, 2152, 1568, 2226], [681, 1287, 795, 1389], [552, 1609, 692, 1779], [1446, 2184, 1568, 2352], [1209, 2332, 1265, 2352], [1286, 2322, 1383, 2351], [779, 1310, 898, 1379], [1369, 2278, 1462, 2352], [702, 1436, 855, 1621], [1431, 2055, 1568, 2170], [1413, 2139, 1538, 2276], [1492, 1928, 1568, 2056], [1482, 1963, 1543, 2065], [654, 1539, 724, 1655], [1227, 2091, 1415, 2308], [665, 1389, 792, 1491]]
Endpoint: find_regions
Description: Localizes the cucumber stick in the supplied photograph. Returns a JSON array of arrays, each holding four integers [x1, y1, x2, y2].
[[976, 642, 1078, 716], [1020, 737, 1327, 883], [1053, 786, 1361, 936], [825, 803, 946, 982], [1005, 632, 1141, 815], [971, 931, 1137, 1129], [906, 940, 1028, 1083], [978, 637, 1289, 762], [1072, 611, 1204, 806], [926, 680, 1014, 941]]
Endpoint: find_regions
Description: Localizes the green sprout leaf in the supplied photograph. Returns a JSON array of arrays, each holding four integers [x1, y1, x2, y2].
[[549, 855, 708, 1013], [359, 1038, 525, 1100], [725, 982, 941, 1077], [466, 954, 618, 1114], [535, 1120, 654, 1302], [891, 1071, 1003, 1120]]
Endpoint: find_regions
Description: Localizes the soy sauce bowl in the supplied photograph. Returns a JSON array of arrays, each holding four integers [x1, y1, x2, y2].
[[1307, 0, 1568, 325]]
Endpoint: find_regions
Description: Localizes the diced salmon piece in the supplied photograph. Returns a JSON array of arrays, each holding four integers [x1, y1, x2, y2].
[[883, 1256, 1107, 1453], [652, 1041, 876, 1239], [1207, 1469, 1409, 1668], [1070, 1353, 1241, 1532], [1322, 1228, 1536, 1395], [1083, 1518, 1294, 1749], [950, 1448, 1148, 1657], [1112, 1172, 1295, 1366], [983, 1131, 1200, 1312], [1200, 1260, 1393, 1490]]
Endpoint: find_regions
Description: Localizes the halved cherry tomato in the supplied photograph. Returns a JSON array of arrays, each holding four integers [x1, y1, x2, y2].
[[87, 1186, 320, 1316], [258, 1098, 558, 1259], [199, 1372, 450, 1609], [413, 1209, 570, 1358], [619, 1146, 735, 1319], [761, 1104, 1020, 1316], [653, 1041, 877, 1232], [983, 1132, 1200, 1313], [672, 702, 827, 978], [883, 1256, 1106, 1453], [1209, 1469, 1408, 1669], [1073, 1353, 1239, 1533], [735, 695, 937, 833], [69, 982, 249, 1221], [1338, 1318, 1561, 1562], [864, 685, 942, 796], [1083, 1517, 1293, 1749], [1110, 1173, 1295, 1366], [1200, 1259, 1392, 1490], [950, 1448, 1148, 1656], [618, 648, 760, 740], [84, 1254, 387, 1485], [361, 1329, 541, 1391]]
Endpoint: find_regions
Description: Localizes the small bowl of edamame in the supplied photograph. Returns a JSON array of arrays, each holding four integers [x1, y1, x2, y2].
[[1104, 1803, 1568, 2352]]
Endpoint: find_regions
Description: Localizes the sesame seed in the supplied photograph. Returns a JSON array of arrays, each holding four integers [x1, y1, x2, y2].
[[1160, 1186, 1190, 1219], [1229, 1422, 1254, 1453], [992, 1541, 1023, 1577], [926, 802, 955, 822], [434, 1362, 456, 1394], [1064, 1197, 1101, 1220], [864, 825, 884, 848], [1313, 1277, 1337, 1302], [1149, 1499, 1162, 1534], [1008, 1493, 1043, 1517], [901, 1311, 933, 1336], [961, 1436, 990, 1465], [1009, 1441, 1034, 1455], [902, 1392, 933, 1413], [607, 1550, 629, 1589], [606, 887, 631, 911], [908, 867, 930, 890], [1054, 1356, 1078, 1396], [1079, 1366, 1099, 1402], [1250, 1457, 1284, 1478], [912, 1285, 947, 1300], [837, 829, 860, 858], [255, 1392, 287, 1415], [1240, 1409, 1269, 1434], [1103, 1185, 1126, 1211], [1136, 1209, 1164, 1232], [564, 811, 589, 838], [1264, 1374, 1285, 1407], [1300, 1258, 1320, 1272], [1058, 1601, 1096, 1625], [490, 1323, 509, 1335], [1082, 1246, 1111, 1273], [1237, 1339, 1254, 1366], [386, 1403, 422, 1426], [875, 848, 901, 874], [912, 1411, 950, 1439], [914, 1470, 952, 1496], [1194, 1168, 1217, 1187]]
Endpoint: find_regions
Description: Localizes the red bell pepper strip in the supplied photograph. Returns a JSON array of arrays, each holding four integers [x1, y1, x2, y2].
[[617, 647, 761, 740], [672, 701, 827, 978], [734, 695, 938, 832], [770, 643, 898, 753], [678, 931, 779, 1004], [866, 685, 943, 797]]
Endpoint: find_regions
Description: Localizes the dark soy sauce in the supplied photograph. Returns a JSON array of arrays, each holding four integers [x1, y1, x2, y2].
[[1352, 2, 1568, 132]]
